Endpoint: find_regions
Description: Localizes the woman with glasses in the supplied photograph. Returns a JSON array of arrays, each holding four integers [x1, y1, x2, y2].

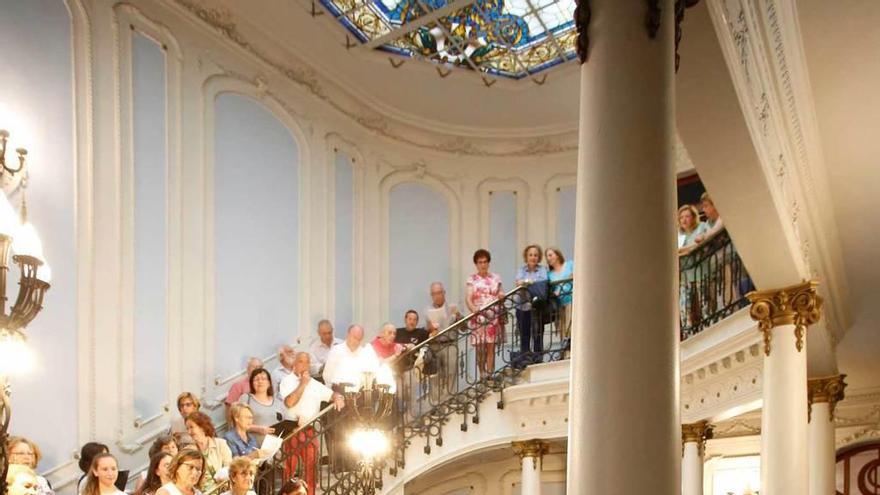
[[156, 450, 205, 495], [170, 393, 201, 436], [223, 404, 262, 458], [6, 437, 53, 495], [220, 457, 256, 495], [185, 412, 232, 493]]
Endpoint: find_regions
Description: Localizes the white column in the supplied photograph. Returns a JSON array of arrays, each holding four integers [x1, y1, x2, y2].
[[681, 421, 709, 495], [567, 0, 678, 494], [513, 440, 548, 495], [808, 375, 846, 495], [748, 281, 823, 495]]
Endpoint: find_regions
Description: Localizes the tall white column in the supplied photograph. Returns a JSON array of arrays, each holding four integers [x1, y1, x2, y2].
[[682, 421, 709, 495], [566, 1, 678, 494], [748, 281, 823, 495], [513, 440, 548, 495], [808, 375, 846, 495]]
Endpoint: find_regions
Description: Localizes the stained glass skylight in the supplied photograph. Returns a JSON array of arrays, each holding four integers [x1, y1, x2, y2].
[[318, 0, 578, 80]]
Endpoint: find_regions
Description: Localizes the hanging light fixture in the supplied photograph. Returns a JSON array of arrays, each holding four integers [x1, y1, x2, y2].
[[0, 114, 52, 495]]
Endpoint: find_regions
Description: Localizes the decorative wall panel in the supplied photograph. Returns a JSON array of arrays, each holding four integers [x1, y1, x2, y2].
[[213, 93, 300, 379], [334, 152, 355, 331]]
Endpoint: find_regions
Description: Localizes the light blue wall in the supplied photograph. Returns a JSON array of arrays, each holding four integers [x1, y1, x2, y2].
[[389, 183, 450, 326], [334, 152, 354, 332], [214, 93, 299, 378], [0, 0, 77, 469], [132, 32, 168, 418], [557, 185, 577, 260], [489, 191, 517, 287]]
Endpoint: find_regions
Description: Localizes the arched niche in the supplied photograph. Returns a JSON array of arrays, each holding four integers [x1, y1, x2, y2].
[[211, 91, 301, 380], [386, 180, 453, 325]]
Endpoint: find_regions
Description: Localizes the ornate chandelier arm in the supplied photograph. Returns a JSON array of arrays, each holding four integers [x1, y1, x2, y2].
[[7, 255, 49, 331]]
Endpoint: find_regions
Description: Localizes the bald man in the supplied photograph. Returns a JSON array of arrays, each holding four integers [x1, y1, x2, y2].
[[225, 356, 264, 406], [322, 324, 380, 388]]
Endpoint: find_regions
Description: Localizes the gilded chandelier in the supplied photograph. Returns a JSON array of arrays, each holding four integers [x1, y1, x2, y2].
[[0, 121, 51, 495]]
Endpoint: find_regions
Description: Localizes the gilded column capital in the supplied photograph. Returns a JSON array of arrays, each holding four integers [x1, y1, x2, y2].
[[747, 280, 823, 356], [681, 420, 713, 455], [512, 439, 549, 465], [807, 374, 847, 422]]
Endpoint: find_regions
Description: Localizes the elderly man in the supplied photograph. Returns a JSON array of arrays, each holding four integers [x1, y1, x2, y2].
[[423, 282, 462, 333], [308, 319, 343, 379], [272, 345, 297, 394], [225, 356, 264, 407], [279, 352, 342, 494], [322, 324, 380, 389], [371, 323, 405, 363]]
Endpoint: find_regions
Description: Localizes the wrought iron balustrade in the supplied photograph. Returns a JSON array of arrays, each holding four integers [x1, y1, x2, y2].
[[679, 228, 754, 340], [245, 280, 574, 494]]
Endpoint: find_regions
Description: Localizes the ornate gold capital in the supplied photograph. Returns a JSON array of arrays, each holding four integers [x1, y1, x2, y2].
[[512, 439, 549, 467], [747, 280, 823, 356], [807, 374, 847, 422], [681, 421, 712, 456]]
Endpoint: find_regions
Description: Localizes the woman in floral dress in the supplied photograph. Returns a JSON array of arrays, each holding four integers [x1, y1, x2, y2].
[[465, 249, 504, 377]]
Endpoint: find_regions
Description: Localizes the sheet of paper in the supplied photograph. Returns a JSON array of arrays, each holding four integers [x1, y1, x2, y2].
[[257, 434, 284, 463]]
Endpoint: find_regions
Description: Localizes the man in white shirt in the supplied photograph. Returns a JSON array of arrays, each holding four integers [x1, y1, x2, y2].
[[280, 352, 344, 424], [423, 281, 462, 333], [278, 352, 342, 494], [308, 319, 343, 379], [322, 324, 380, 390]]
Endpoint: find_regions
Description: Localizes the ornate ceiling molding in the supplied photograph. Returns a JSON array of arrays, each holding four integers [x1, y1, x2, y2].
[[171, 0, 579, 157], [707, 0, 850, 342]]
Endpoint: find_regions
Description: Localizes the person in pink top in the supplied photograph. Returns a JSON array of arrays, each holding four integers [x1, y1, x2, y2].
[[225, 357, 264, 408], [371, 323, 405, 362], [465, 249, 504, 377]]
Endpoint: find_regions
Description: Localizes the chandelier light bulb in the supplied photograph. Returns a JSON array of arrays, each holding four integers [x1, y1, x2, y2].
[[348, 428, 390, 460], [39, 262, 52, 283], [12, 221, 44, 260], [0, 331, 35, 375]]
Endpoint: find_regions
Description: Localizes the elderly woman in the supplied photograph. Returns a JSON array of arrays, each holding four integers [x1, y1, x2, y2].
[[7, 437, 53, 495], [219, 457, 256, 495], [134, 452, 173, 495], [82, 453, 125, 495], [514, 244, 549, 365], [223, 404, 261, 458], [238, 367, 286, 444], [156, 450, 205, 495], [185, 411, 232, 493], [465, 249, 504, 377], [545, 246, 574, 342], [6, 465, 39, 495]]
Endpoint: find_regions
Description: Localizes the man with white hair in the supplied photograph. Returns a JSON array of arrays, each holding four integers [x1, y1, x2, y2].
[[322, 324, 380, 389], [308, 319, 343, 379], [272, 345, 297, 394]]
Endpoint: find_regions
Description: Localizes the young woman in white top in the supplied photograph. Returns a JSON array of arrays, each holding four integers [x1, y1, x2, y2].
[[219, 457, 257, 495], [81, 454, 125, 495], [156, 450, 204, 495], [134, 452, 173, 495]]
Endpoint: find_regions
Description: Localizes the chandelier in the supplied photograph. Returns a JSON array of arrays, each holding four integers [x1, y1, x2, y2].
[[0, 121, 52, 495]]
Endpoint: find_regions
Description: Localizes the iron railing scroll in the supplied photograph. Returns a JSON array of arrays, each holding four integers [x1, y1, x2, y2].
[[679, 228, 754, 340]]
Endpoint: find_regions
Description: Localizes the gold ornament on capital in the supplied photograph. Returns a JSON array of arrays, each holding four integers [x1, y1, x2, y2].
[[747, 280, 823, 356], [681, 420, 713, 456], [511, 439, 549, 468], [807, 374, 847, 422]]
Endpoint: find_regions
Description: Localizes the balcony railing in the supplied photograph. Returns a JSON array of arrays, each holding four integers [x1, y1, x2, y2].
[[246, 279, 573, 494], [679, 228, 754, 340], [243, 238, 751, 493]]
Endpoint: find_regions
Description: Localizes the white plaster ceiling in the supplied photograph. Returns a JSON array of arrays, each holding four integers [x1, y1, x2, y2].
[[798, 0, 880, 391]]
